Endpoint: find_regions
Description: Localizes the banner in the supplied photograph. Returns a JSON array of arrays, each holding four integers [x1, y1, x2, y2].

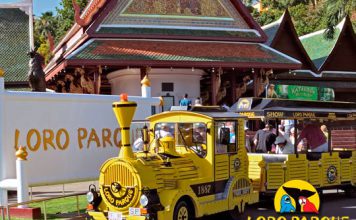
[[267, 84, 335, 101]]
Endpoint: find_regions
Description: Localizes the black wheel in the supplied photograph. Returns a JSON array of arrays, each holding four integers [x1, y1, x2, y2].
[[173, 200, 193, 220], [220, 204, 246, 220], [228, 205, 246, 220]]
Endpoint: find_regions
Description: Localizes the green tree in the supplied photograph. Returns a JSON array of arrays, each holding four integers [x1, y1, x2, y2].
[[289, 4, 324, 36], [324, 0, 356, 39], [55, 0, 88, 43], [262, 0, 310, 9], [34, 12, 57, 63]]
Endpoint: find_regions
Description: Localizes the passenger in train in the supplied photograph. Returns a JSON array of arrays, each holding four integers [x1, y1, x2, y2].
[[297, 121, 328, 152], [288, 127, 307, 152], [193, 123, 206, 143], [320, 124, 328, 139], [254, 124, 276, 153], [275, 136, 294, 154], [245, 126, 253, 152], [156, 123, 173, 138], [281, 119, 295, 136]]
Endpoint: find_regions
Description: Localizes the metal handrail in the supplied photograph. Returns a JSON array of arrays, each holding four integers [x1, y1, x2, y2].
[[0, 192, 86, 220]]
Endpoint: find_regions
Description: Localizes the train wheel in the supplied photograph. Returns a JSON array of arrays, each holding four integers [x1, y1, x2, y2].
[[173, 200, 193, 220], [223, 205, 245, 220]]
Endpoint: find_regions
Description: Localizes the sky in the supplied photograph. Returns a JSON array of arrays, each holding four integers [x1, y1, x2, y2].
[[0, 0, 61, 16], [33, 0, 61, 16]]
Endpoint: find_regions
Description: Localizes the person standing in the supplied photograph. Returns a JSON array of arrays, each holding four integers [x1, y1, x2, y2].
[[179, 93, 192, 109], [281, 119, 294, 136], [194, 97, 202, 106], [275, 136, 294, 154], [254, 124, 276, 153], [297, 121, 328, 152]]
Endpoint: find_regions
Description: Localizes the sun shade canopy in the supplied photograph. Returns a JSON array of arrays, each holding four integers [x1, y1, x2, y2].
[[231, 98, 356, 120]]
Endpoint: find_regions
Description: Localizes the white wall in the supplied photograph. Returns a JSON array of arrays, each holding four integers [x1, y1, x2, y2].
[[0, 84, 160, 186], [108, 68, 204, 106]]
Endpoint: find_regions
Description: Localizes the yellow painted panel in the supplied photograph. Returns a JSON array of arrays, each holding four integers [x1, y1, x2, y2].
[[321, 153, 341, 187], [352, 152, 356, 185], [267, 163, 284, 190], [215, 154, 229, 180], [285, 155, 308, 182], [248, 154, 264, 190], [308, 161, 321, 186], [341, 158, 351, 182]]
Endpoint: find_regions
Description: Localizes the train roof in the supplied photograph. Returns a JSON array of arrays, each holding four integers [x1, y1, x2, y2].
[[147, 106, 245, 122], [231, 98, 356, 120]]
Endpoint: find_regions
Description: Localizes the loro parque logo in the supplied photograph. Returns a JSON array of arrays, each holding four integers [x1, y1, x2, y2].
[[274, 180, 319, 214], [248, 180, 351, 220]]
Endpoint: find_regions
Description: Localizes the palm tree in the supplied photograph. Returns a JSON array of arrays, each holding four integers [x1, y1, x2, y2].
[[36, 12, 56, 51]]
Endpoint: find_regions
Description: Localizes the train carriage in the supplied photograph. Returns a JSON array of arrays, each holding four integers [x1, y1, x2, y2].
[[232, 98, 356, 196]]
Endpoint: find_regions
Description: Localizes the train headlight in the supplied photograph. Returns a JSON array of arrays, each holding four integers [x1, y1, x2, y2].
[[140, 194, 149, 207], [87, 191, 95, 203], [87, 185, 98, 204]]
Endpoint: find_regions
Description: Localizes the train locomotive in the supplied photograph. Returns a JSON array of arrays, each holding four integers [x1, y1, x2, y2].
[[87, 94, 258, 220]]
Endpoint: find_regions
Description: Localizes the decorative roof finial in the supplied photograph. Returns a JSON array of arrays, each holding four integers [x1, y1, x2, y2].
[[0, 68, 4, 77], [16, 146, 28, 161], [141, 75, 151, 87]]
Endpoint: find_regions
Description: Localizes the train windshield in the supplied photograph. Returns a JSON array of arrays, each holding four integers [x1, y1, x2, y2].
[[153, 122, 208, 157]]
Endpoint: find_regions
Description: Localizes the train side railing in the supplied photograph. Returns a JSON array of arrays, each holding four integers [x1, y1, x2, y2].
[[0, 192, 86, 220]]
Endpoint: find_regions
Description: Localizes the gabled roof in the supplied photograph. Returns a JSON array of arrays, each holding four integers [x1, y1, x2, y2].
[[51, 0, 267, 57], [0, 7, 30, 83], [92, 0, 266, 42], [300, 16, 356, 72], [263, 10, 318, 73], [45, 0, 303, 78], [63, 38, 300, 66]]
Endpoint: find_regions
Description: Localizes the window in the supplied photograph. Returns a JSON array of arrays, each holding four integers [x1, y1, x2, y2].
[[153, 122, 207, 157], [162, 82, 174, 92], [161, 93, 175, 112], [215, 121, 237, 154], [176, 123, 207, 158]]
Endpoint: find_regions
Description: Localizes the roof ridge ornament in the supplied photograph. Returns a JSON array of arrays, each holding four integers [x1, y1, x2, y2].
[[72, 0, 106, 27]]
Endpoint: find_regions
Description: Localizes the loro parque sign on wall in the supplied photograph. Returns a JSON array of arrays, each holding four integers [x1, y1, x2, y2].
[[0, 89, 160, 186]]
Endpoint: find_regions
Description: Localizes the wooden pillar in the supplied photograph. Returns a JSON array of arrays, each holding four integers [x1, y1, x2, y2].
[[328, 121, 332, 154], [94, 66, 102, 94], [231, 73, 237, 104], [211, 71, 217, 105], [253, 69, 258, 97], [294, 119, 298, 158]]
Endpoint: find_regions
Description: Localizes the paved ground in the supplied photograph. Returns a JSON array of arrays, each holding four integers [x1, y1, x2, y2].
[[8, 183, 356, 219]]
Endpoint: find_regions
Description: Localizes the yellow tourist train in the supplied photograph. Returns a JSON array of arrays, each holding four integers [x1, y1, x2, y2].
[[86, 95, 356, 220]]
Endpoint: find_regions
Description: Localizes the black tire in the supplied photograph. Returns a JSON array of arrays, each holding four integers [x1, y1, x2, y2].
[[227, 205, 246, 220], [173, 200, 193, 220], [219, 203, 246, 220]]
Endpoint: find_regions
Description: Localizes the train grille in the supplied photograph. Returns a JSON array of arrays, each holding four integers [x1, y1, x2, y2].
[[103, 162, 135, 187]]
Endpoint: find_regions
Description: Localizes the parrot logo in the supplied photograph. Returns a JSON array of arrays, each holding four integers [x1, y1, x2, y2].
[[274, 180, 320, 214], [280, 194, 296, 213], [299, 196, 319, 214]]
